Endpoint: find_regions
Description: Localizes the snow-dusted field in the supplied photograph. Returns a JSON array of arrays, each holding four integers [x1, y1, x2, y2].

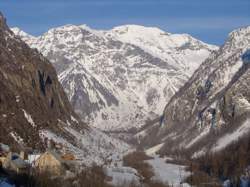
[[104, 153, 191, 187], [144, 144, 191, 186], [105, 166, 140, 186], [146, 155, 190, 187]]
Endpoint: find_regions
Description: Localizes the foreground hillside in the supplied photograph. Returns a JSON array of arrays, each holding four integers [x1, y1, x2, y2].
[[0, 12, 82, 149], [12, 25, 217, 131]]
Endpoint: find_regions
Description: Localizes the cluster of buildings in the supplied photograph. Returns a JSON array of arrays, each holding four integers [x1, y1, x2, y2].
[[0, 143, 76, 177]]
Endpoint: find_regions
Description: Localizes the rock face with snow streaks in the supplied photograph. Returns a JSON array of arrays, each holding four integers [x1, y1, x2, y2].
[[0, 12, 82, 149], [138, 26, 250, 156]]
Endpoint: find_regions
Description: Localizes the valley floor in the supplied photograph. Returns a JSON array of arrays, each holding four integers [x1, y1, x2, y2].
[[105, 149, 191, 187], [146, 155, 190, 187]]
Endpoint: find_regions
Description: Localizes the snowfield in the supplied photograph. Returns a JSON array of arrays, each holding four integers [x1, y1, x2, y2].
[[146, 155, 190, 187]]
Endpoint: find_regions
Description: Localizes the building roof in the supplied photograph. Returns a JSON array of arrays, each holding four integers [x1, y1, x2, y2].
[[47, 150, 64, 162], [0, 144, 10, 153], [10, 158, 28, 169]]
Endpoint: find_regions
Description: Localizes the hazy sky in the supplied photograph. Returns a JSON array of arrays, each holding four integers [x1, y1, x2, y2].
[[1, 0, 249, 45]]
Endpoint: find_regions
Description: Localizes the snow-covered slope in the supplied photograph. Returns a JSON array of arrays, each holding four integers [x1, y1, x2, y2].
[[40, 124, 130, 166], [11, 27, 37, 43], [12, 25, 217, 131], [106, 25, 217, 75], [139, 26, 250, 157]]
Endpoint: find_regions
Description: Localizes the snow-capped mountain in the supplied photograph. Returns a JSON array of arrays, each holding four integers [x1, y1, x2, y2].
[[12, 25, 217, 131], [0, 12, 129, 165], [106, 25, 217, 75], [138, 26, 250, 157]]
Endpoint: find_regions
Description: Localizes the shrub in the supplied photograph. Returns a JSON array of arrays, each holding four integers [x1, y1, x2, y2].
[[77, 164, 113, 187], [123, 151, 170, 187], [123, 151, 154, 183]]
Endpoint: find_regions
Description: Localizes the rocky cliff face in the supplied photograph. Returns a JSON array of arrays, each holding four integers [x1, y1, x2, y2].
[[0, 12, 83, 150], [12, 25, 217, 131], [0, 12, 129, 164], [138, 26, 250, 157]]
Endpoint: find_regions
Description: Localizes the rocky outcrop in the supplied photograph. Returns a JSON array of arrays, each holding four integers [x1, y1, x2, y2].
[[0, 12, 85, 150]]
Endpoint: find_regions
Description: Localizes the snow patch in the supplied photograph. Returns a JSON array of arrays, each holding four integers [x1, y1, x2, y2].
[[22, 109, 35, 127], [10, 132, 24, 144], [15, 95, 20, 103], [105, 166, 140, 186], [192, 149, 206, 159], [146, 155, 190, 186], [185, 126, 210, 148], [71, 115, 79, 124], [213, 119, 250, 151], [146, 143, 164, 156]]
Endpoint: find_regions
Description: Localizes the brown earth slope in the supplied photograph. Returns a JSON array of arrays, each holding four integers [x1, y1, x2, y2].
[[0, 12, 86, 151]]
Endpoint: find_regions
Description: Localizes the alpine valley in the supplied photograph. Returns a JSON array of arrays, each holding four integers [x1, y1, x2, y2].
[[0, 6, 250, 187]]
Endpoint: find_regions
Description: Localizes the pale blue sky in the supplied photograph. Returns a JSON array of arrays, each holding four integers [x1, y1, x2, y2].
[[0, 0, 249, 45]]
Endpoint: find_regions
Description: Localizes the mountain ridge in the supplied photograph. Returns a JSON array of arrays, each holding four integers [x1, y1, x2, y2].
[[12, 24, 218, 132], [138, 26, 250, 157]]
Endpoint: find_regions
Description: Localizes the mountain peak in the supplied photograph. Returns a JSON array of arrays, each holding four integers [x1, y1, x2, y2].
[[43, 24, 104, 39], [11, 27, 35, 38], [79, 24, 92, 31], [111, 24, 169, 36], [47, 24, 82, 33], [229, 26, 250, 37], [0, 11, 5, 22], [0, 12, 8, 30], [109, 24, 217, 50], [223, 25, 250, 51], [46, 24, 94, 33]]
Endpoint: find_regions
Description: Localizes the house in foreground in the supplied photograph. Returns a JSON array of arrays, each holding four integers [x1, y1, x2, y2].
[[1, 143, 29, 174], [0, 144, 10, 167], [35, 150, 75, 176], [1, 142, 76, 177], [3, 152, 29, 174]]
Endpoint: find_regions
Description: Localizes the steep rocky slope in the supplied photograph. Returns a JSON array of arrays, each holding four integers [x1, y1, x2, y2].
[[12, 25, 217, 131], [0, 12, 82, 149], [0, 12, 129, 164], [139, 26, 250, 157]]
